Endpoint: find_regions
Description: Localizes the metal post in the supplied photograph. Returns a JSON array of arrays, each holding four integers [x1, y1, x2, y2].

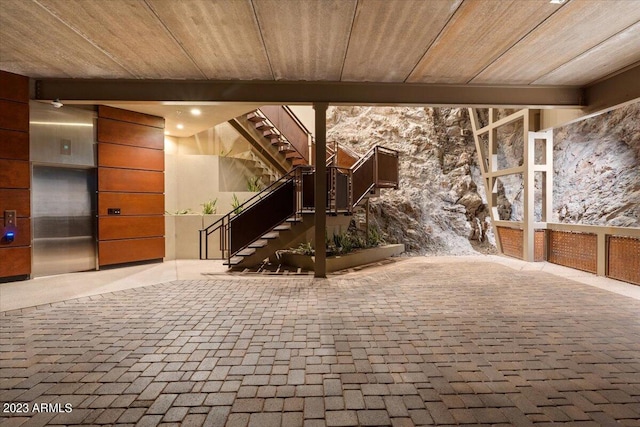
[[365, 198, 370, 238], [313, 103, 328, 278]]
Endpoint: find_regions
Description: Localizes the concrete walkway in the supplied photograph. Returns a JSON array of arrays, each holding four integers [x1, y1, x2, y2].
[[1, 256, 639, 426]]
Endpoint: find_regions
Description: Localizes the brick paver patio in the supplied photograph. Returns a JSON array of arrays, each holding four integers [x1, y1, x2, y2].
[[1, 259, 639, 426]]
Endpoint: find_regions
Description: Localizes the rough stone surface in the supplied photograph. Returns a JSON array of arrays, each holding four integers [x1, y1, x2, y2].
[[553, 103, 640, 226], [326, 103, 639, 255], [327, 106, 493, 255]]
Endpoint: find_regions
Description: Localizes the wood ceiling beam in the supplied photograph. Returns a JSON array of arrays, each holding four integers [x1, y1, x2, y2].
[[35, 79, 583, 108]]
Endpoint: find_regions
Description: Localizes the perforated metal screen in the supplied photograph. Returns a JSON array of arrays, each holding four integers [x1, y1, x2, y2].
[[548, 230, 597, 274], [608, 236, 640, 286]]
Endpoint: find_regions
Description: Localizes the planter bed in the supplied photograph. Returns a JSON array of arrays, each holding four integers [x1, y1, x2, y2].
[[279, 244, 405, 273]]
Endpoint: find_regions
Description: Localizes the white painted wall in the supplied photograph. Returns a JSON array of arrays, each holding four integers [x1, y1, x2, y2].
[[288, 105, 315, 137], [164, 122, 261, 259]]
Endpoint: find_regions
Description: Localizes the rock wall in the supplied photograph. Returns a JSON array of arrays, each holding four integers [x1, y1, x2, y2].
[[326, 103, 639, 255], [327, 107, 492, 255], [554, 103, 640, 227]]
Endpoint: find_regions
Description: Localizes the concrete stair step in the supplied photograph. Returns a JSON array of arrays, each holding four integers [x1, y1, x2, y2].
[[223, 256, 244, 266], [249, 239, 268, 248], [237, 248, 256, 257], [262, 231, 279, 239], [273, 224, 291, 231]]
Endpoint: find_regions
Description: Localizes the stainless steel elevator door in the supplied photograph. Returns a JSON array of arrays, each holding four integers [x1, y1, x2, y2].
[[32, 166, 97, 277]]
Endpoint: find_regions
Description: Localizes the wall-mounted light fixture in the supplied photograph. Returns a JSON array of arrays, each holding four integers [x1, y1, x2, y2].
[[51, 98, 63, 108]]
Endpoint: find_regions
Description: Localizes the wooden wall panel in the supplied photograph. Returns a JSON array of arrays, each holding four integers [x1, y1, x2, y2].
[[0, 189, 30, 217], [98, 168, 164, 193], [0, 159, 29, 188], [0, 247, 31, 277], [99, 237, 165, 266], [0, 72, 29, 102], [0, 70, 30, 280], [0, 218, 30, 247], [0, 100, 29, 133], [98, 193, 164, 216], [98, 105, 164, 128], [98, 118, 164, 149], [0, 130, 29, 160], [98, 143, 164, 171], [99, 216, 164, 240], [97, 106, 165, 267]]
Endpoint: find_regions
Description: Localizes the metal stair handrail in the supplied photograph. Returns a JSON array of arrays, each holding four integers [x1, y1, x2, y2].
[[350, 145, 399, 207], [199, 144, 399, 266], [199, 166, 310, 263]]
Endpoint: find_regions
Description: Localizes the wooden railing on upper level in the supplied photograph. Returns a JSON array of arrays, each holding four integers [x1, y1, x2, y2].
[[260, 105, 310, 163], [326, 141, 359, 168]]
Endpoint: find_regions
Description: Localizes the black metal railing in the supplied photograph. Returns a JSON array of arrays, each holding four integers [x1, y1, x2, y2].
[[199, 166, 306, 264], [199, 146, 399, 265]]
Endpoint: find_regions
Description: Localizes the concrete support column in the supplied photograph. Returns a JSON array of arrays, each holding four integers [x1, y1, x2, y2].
[[313, 103, 328, 278]]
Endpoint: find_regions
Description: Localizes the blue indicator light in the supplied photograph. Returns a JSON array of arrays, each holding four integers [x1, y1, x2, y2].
[[6, 232, 14, 238]]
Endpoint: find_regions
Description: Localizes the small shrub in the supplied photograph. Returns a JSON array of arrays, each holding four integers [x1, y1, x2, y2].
[[231, 194, 243, 215], [293, 242, 314, 256], [333, 232, 354, 255], [247, 176, 262, 192], [172, 208, 193, 215], [201, 199, 217, 215], [367, 226, 384, 247]]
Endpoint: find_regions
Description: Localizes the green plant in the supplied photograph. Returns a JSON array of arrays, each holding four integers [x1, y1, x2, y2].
[[367, 226, 384, 247], [247, 176, 262, 192], [231, 193, 243, 215], [293, 242, 314, 256], [201, 199, 217, 215], [171, 208, 193, 215], [333, 232, 354, 255]]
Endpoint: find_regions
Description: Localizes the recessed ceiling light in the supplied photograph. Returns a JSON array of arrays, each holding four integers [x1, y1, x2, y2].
[[190, 108, 201, 116], [550, 0, 566, 4], [177, 124, 184, 130], [164, 131, 170, 135]]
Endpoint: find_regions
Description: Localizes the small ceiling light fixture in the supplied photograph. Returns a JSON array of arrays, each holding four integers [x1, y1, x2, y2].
[[550, 0, 566, 4], [51, 98, 63, 108], [176, 123, 184, 130], [190, 108, 201, 116]]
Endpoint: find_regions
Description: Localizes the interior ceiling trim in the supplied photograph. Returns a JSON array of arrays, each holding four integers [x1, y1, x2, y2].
[[34, 79, 584, 108]]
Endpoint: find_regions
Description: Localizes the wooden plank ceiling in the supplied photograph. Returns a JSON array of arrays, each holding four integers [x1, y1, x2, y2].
[[1, 0, 639, 87]]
